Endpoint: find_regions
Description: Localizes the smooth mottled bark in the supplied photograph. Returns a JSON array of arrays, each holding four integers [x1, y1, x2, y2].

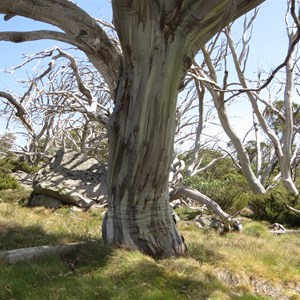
[[103, 3, 188, 256], [201, 45, 266, 194], [103, 1, 265, 256]]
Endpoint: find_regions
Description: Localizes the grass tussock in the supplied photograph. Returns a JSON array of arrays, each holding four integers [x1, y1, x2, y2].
[[0, 189, 300, 299]]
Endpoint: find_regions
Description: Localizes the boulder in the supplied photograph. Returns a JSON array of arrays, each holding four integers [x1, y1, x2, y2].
[[29, 149, 107, 209], [12, 170, 34, 190], [29, 194, 62, 208]]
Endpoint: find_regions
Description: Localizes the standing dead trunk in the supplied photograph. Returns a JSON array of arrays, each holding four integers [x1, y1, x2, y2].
[[201, 46, 266, 194], [280, 34, 298, 195]]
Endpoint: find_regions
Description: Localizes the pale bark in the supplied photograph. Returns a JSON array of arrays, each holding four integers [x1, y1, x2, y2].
[[0, 30, 82, 48], [261, 150, 277, 187], [171, 187, 242, 232], [0, 0, 122, 93], [253, 114, 262, 180], [104, 11, 188, 256], [0, 242, 86, 265], [186, 80, 205, 176], [201, 46, 266, 194], [102, 1, 264, 257], [211, 87, 265, 194], [225, 26, 298, 195], [287, 205, 300, 215], [281, 30, 298, 195], [270, 230, 300, 235], [189, 155, 226, 177], [0, 91, 34, 134]]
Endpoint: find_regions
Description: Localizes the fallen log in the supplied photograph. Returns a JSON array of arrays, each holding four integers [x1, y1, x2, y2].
[[270, 230, 300, 235], [171, 186, 243, 232], [287, 205, 300, 215], [0, 241, 86, 265]]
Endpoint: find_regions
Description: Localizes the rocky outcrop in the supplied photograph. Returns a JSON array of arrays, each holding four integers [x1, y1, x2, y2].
[[12, 170, 34, 190], [29, 150, 107, 209]]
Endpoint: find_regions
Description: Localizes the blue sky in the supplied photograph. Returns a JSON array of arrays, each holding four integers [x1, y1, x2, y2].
[[0, 0, 288, 85], [0, 0, 112, 88], [0, 0, 292, 143], [0, 0, 112, 137]]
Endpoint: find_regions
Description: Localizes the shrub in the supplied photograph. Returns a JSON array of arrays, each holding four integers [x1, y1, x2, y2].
[[0, 158, 14, 174], [0, 156, 39, 175], [184, 174, 250, 215], [0, 174, 19, 190], [248, 187, 300, 227], [0, 156, 38, 190], [10, 159, 39, 174]]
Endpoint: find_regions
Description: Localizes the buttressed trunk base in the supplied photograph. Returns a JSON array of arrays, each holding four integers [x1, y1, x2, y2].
[[101, 4, 190, 256], [102, 193, 187, 257]]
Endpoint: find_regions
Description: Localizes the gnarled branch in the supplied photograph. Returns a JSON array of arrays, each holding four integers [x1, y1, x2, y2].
[[0, 0, 122, 94], [0, 30, 82, 48]]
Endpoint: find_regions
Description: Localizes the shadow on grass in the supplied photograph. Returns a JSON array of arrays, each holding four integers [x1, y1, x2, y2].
[[0, 230, 272, 300], [0, 243, 229, 300], [0, 240, 112, 299], [0, 221, 99, 251], [0, 221, 225, 299], [0, 222, 273, 300]]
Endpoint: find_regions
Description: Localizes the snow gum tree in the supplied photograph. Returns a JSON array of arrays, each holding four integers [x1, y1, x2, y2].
[[0, 0, 264, 257]]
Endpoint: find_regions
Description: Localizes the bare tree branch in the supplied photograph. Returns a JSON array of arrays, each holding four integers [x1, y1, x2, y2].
[[0, 0, 122, 93], [0, 91, 34, 133], [0, 30, 82, 48]]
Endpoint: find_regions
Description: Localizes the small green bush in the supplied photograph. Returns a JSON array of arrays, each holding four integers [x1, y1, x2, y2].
[[248, 188, 300, 226], [0, 156, 39, 190], [0, 156, 39, 175], [184, 175, 250, 214], [0, 174, 19, 190], [0, 158, 14, 174]]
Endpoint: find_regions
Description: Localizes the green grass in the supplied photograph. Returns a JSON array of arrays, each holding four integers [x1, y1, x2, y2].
[[0, 189, 300, 299]]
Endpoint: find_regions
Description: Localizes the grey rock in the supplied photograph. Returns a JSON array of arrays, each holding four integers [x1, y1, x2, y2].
[[12, 170, 33, 190], [29, 194, 62, 208], [30, 149, 107, 209]]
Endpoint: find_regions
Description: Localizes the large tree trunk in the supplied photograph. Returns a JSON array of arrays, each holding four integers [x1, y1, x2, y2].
[[104, 71, 188, 256], [102, 1, 265, 257], [103, 27, 188, 257]]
